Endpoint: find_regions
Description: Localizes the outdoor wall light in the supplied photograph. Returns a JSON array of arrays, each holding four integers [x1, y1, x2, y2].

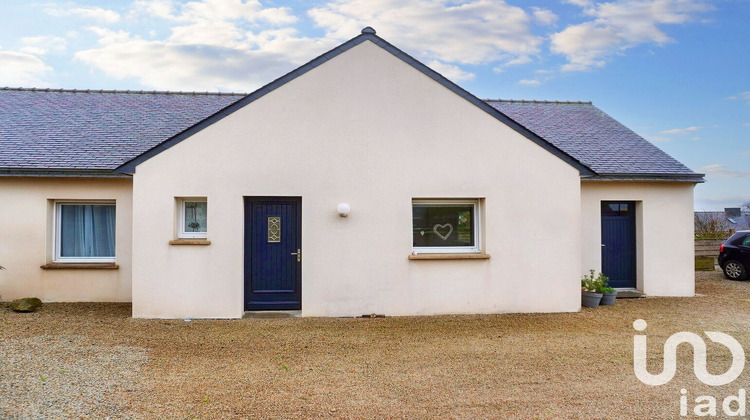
[[337, 203, 351, 217]]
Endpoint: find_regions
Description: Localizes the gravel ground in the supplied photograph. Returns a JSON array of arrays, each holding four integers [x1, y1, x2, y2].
[[0, 335, 147, 419], [2, 269, 750, 419]]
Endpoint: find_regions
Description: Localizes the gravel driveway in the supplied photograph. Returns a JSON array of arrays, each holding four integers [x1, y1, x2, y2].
[[2, 269, 750, 419]]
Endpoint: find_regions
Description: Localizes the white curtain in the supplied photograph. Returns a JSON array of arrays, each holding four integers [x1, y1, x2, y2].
[[60, 204, 116, 258]]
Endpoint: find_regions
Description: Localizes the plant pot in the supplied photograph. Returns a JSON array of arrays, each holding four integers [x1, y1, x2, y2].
[[600, 291, 617, 306], [581, 291, 603, 308]]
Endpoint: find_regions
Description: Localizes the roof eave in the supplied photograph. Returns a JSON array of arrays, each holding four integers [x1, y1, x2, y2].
[[582, 173, 705, 183], [0, 168, 131, 178]]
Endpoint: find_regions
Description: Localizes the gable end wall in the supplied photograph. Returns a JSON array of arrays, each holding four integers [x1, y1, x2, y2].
[[131, 40, 583, 318]]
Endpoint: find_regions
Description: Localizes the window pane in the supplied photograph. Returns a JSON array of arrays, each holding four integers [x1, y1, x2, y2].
[[413, 204, 474, 247], [60, 204, 116, 258], [601, 202, 632, 217], [184, 201, 207, 233]]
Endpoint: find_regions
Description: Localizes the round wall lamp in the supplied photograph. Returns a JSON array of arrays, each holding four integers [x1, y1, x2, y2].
[[337, 203, 351, 217]]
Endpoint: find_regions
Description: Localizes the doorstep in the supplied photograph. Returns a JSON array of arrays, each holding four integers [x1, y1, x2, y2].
[[615, 288, 646, 299], [242, 310, 301, 319]]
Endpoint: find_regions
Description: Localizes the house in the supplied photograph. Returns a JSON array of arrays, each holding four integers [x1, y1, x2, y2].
[[695, 208, 750, 233], [0, 28, 704, 318]]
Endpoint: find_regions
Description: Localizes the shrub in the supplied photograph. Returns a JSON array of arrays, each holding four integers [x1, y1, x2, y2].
[[581, 269, 609, 293], [694, 212, 733, 240]]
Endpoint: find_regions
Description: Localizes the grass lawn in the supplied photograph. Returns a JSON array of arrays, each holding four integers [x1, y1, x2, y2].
[[3, 269, 750, 419]]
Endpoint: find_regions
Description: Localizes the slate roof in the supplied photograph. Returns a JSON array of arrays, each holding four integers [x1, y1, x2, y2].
[[487, 100, 703, 182], [0, 29, 702, 183], [0, 88, 244, 175]]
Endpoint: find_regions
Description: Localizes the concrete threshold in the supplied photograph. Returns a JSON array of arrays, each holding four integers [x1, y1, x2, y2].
[[615, 288, 647, 299], [242, 310, 301, 319]]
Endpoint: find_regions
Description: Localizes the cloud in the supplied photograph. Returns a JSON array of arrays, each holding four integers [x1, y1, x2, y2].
[[518, 79, 541, 86], [741, 150, 750, 156], [132, 0, 296, 25], [532, 7, 558, 26], [551, 0, 712, 71], [565, 0, 594, 6], [492, 55, 533, 73], [78, 0, 545, 91], [699, 164, 750, 179], [44, 5, 121, 23], [19, 36, 67, 55], [695, 195, 750, 211], [0, 50, 52, 87], [75, 1, 330, 91], [131, 0, 174, 19], [726, 91, 750, 104], [130, 0, 298, 47], [426, 60, 475, 81], [660, 126, 700, 134], [647, 135, 671, 142], [309, 0, 541, 65], [75, 27, 336, 91]]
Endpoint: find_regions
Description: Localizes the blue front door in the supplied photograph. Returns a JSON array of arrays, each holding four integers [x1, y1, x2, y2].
[[244, 197, 301, 311], [601, 201, 636, 288]]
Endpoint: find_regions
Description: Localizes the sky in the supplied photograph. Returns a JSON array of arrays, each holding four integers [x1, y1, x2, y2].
[[1, 0, 748, 210]]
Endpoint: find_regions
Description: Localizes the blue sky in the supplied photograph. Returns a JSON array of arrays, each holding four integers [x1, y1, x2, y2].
[[1, 0, 748, 210]]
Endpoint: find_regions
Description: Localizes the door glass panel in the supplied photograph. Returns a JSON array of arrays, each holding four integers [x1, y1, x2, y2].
[[602, 202, 632, 217], [268, 216, 281, 243]]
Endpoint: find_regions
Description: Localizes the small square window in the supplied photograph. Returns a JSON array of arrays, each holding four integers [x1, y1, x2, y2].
[[55, 202, 116, 262], [178, 198, 207, 239], [412, 199, 481, 253]]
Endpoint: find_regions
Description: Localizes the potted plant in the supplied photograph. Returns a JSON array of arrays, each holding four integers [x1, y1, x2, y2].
[[591, 271, 617, 306], [581, 269, 604, 308], [599, 286, 617, 306]]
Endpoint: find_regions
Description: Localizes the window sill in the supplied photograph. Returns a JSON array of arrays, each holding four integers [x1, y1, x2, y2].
[[169, 239, 211, 246], [41, 263, 119, 270], [408, 253, 490, 260]]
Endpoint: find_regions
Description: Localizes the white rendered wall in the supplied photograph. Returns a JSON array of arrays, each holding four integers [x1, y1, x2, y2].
[[581, 181, 695, 296], [131, 40, 583, 318], [0, 177, 132, 302]]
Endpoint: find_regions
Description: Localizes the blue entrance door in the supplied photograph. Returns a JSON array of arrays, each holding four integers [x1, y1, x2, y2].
[[244, 197, 301, 311], [601, 201, 636, 288]]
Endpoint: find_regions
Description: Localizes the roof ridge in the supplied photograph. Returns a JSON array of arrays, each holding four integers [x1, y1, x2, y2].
[[485, 99, 592, 105], [0, 87, 247, 96]]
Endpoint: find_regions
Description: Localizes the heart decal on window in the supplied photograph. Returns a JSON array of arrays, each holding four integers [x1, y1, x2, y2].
[[433, 223, 453, 241]]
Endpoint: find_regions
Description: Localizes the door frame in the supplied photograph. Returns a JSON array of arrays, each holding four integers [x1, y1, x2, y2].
[[243, 196, 302, 311]]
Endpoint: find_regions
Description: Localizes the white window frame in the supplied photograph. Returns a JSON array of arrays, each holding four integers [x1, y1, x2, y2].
[[177, 197, 208, 239], [412, 199, 482, 254], [54, 201, 116, 263]]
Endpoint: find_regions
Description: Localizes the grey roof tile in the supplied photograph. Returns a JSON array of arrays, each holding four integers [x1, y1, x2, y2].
[[486, 100, 701, 179], [0, 91, 702, 182], [0, 88, 244, 171]]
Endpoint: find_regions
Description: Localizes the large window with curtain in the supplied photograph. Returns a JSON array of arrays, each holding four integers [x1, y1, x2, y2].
[[55, 202, 116, 262]]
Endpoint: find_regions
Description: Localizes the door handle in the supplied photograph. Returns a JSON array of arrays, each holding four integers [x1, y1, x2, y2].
[[291, 249, 301, 263]]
